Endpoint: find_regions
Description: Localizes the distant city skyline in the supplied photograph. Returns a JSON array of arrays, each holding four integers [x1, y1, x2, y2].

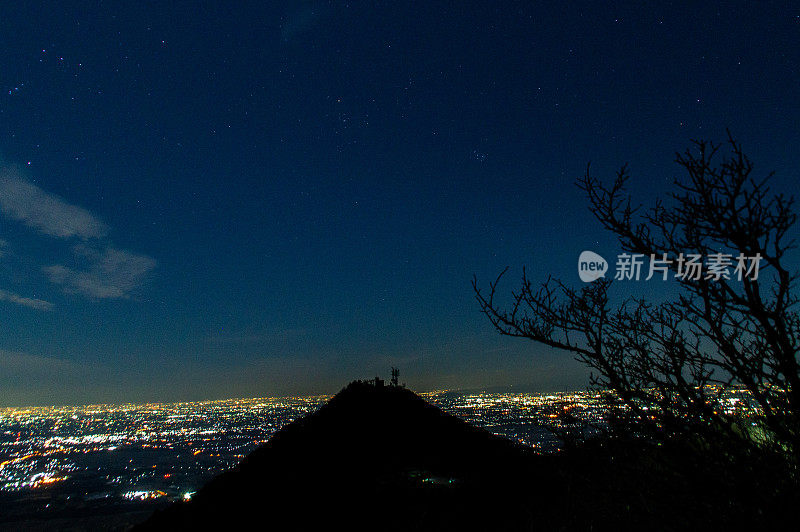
[[1, 2, 799, 405]]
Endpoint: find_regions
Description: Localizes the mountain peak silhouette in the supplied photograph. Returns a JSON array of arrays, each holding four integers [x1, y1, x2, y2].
[[137, 381, 792, 530], [138, 381, 550, 531]]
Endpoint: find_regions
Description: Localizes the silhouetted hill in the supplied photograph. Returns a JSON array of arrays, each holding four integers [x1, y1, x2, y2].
[[137, 381, 799, 531], [137, 381, 560, 531]]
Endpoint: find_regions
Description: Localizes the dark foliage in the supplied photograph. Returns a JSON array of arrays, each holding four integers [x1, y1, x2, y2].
[[474, 134, 800, 467]]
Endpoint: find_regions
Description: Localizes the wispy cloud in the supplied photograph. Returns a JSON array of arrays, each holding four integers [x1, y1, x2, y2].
[[0, 162, 156, 302], [44, 247, 156, 300], [0, 238, 53, 310], [0, 349, 76, 373], [281, 3, 333, 42], [0, 350, 83, 407], [205, 327, 309, 345], [0, 288, 53, 311], [0, 165, 108, 239]]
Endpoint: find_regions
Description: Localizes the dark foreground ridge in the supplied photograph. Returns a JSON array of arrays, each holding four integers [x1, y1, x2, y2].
[[136, 382, 796, 531]]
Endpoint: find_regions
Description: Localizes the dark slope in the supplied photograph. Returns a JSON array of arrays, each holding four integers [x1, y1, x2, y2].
[[136, 382, 798, 531], [137, 382, 563, 531]]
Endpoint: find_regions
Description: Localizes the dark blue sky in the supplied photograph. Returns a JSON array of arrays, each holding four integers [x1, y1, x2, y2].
[[1, 2, 798, 405]]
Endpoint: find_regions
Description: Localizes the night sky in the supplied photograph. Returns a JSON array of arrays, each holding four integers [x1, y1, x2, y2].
[[1, 2, 798, 406]]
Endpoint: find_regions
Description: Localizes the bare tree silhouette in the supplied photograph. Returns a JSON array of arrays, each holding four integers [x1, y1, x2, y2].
[[473, 133, 799, 461]]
